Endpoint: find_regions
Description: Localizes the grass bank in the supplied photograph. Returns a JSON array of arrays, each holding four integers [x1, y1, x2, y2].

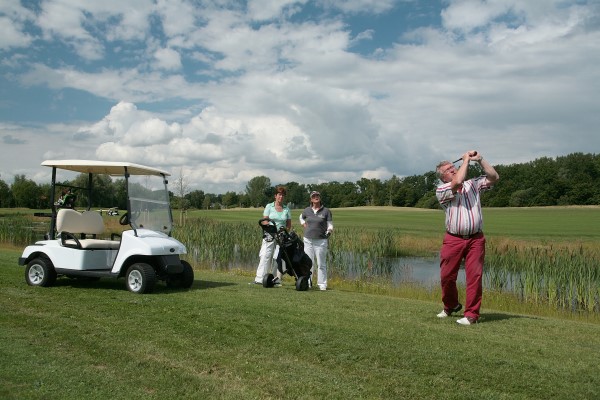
[[2, 247, 600, 399]]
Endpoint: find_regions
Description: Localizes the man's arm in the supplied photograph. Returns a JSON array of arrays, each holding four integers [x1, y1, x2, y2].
[[471, 153, 499, 184], [450, 151, 475, 190]]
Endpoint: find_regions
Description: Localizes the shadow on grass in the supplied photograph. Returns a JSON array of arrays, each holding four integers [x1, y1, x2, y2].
[[192, 280, 237, 290], [481, 312, 537, 323], [53, 277, 123, 290], [51, 276, 236, 293]]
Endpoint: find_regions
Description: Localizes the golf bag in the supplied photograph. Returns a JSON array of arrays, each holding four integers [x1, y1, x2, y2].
[[258, 217, 312, 291]]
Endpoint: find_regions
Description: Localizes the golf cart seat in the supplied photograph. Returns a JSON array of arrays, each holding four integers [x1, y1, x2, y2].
[[57, 209, 120, 250]]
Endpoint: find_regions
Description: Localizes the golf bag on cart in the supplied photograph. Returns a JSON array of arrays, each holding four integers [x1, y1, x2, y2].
[[258, 217, 312, 291]]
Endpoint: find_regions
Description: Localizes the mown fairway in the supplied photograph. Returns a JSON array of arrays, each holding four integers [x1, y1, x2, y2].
[[188, 205, 600, 241], [1, 246, 600, 400]]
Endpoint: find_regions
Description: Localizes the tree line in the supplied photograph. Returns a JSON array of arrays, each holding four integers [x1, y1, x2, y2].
[[1, 152, 599, 210]]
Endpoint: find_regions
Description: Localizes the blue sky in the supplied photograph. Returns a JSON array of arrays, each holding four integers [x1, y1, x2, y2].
[[1, 0, 599, 194]]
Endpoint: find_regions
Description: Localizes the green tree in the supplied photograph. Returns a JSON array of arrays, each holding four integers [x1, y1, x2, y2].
[[281, 181, 307, 209], [202, 194, 212, 210], [386, 175, 401, 206], [70, 173, 116, 208], [222, 191, 239, 208], [186, 190, 206, 209], [0, 177, 12, 207], [113, 179, 128, 210], [11, 175, 41, 208], [238, 193, 250, 208], [357, 178, 385, 206], [317, 181, 361, 207], [246, 176, 271, 207]]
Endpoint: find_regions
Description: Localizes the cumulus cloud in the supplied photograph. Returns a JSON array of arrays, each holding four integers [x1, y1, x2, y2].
[[77, 101, 183, 150], [153, 47, 182, 71], [1, 0, 599, 193]]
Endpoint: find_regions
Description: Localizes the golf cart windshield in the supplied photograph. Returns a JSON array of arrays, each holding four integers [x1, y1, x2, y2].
[[128, 174, 172, 234], [40, 160, 175, 239]]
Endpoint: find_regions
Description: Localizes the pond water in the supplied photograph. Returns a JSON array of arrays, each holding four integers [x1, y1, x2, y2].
[[341, 256, 466, 288], [202, 247, 466, 290]]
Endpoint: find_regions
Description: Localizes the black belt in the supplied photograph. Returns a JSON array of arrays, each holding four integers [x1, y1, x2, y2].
[[446, 231, 482, 239]]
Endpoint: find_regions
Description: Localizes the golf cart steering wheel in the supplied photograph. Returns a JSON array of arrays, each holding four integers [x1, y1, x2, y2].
[[119, 212, 129, 226]]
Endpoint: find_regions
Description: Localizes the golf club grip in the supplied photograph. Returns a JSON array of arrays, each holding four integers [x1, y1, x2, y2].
[[453, 151, 478, 163]]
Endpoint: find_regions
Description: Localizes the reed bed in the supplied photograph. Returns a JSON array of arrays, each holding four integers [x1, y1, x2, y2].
[[174, 217, 259, 270], [0, 214, 46, 245], [486, 241, 600, 313]]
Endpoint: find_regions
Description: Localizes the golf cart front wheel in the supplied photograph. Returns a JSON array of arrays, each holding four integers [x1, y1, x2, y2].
[[167, 260, 194, 289], [25, 257, 57, 287], [126, 263, 156, 294]]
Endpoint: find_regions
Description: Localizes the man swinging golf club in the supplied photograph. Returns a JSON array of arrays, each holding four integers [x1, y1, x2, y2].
[[435, 150, 499, 325]]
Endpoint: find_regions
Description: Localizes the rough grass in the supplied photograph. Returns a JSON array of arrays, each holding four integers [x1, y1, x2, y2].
[[2, 247, 600, 399]]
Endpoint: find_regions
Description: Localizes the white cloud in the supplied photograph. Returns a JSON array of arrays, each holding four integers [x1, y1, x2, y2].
[[442, 0, 514, 32], [37, 1, 104, 59], [153, 47, 182, 71], [319, 0, 397, 14], [78, 101, 182, 148], [0, 1, 36, 50], [0, 15, 32, 49], [247, 0, 307, 21], [1, 0, 599, 194], [442, 0, 591, 48]]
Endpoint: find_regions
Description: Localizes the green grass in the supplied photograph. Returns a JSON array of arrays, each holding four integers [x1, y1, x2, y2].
[[188, 206, 445, 237], [2, 247, 600, 399], [190, 205, 600, 241]]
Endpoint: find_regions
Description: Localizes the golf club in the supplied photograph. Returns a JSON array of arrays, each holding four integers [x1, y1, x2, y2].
[[453, 151, 478, 164]]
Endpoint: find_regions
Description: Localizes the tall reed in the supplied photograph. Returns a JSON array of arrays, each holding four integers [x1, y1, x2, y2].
[[486, 242, 600, 312], [174, 217, 259, 270], [0, 215, 45, 246]]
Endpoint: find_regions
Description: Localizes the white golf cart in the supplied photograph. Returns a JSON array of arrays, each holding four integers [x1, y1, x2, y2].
[[18, 160, 194, 294]]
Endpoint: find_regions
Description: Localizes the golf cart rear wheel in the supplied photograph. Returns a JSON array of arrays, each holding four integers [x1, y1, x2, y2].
[[25, 257, 57, 287], [263, 273, 275, 288], [295, 275, 309, 291], [126, 263, 156, 294]]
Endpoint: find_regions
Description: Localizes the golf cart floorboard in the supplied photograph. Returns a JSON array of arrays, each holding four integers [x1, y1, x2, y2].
[[55, 269, 116, 278]]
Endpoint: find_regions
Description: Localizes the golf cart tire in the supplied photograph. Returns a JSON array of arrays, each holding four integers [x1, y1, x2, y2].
[[296, 275, 309, 291], [263, 273, 275, 288], [25, 257, 57, 287], [126, 263, 156, 294], [167, 260, 194, 289]]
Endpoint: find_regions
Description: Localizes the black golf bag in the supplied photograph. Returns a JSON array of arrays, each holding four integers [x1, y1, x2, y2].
[[258, 217, 312, 291]]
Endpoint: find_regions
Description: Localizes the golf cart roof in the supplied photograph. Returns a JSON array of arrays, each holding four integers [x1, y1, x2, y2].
[[41, 160, 171, 176]]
